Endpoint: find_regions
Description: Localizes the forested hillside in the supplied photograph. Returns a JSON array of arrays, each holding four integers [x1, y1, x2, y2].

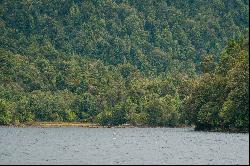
[[0, 0, 249, 131]]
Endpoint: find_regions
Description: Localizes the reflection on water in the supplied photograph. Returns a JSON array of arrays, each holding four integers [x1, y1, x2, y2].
[[0, 127, 249, 165]]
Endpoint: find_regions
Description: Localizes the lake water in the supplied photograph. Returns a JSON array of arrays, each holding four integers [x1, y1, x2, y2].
[[0, 127, 249, 165]]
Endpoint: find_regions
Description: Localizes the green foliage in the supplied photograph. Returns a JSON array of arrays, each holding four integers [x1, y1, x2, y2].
[[142, 95, 180, 126], [183, 38, 249, 131], [0, 99, 14, 125], [0, 1, 248, 132], [0, 0, 248, 74], [15, 96, 35, 123]]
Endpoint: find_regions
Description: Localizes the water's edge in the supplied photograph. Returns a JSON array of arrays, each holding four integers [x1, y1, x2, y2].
[[1, 122, 248, 133], [1, 122, 191, 128]]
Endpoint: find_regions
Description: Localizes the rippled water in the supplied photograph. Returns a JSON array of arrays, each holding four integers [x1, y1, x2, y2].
[[0, 127, 249, 165]]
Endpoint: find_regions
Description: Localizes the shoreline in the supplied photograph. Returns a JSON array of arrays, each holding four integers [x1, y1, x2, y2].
[[195, 127, 249, 134], [1, 122, 192, 129], [0, 122, 248, 133]]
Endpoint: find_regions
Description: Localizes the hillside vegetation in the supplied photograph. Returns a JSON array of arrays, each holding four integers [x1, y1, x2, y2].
[[0, 0, 249, 131]]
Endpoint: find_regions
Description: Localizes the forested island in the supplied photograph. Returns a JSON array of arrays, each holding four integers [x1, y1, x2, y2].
[[0, 0, 249, 132]]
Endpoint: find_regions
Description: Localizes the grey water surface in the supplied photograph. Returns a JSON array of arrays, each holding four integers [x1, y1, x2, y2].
[[0, 127, 249, 165]]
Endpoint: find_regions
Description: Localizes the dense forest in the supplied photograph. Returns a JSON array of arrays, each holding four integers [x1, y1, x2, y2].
[[0, 0, 249, 132]]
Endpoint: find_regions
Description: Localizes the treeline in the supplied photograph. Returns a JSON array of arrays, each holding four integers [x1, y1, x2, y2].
[[0, 38, 248, 131], [0, 49, 181, 126], [0, 0, 249, 132], [182, 38, 249, 132]]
